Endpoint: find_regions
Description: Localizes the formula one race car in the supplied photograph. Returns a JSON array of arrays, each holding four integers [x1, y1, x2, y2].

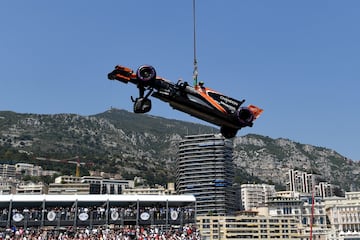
[[108, 65, 263, 138]]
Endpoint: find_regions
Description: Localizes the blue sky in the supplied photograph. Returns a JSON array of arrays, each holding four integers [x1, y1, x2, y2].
[[1, 1, 359, 160]]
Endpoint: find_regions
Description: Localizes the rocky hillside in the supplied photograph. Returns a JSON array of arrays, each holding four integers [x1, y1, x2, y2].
[[0, 109, 359, 190], [233, 135, 360, 189]]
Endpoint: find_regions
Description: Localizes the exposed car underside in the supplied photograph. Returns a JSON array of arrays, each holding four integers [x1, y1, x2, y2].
[[108, 65, 263, 138]]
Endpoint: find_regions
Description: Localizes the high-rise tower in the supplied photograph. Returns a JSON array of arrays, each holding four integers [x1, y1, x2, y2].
[[176, 134, 237, 216]]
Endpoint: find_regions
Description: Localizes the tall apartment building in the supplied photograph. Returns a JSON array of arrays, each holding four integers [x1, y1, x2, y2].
[[287, 169, 336, 198], [176, 134, 237, 216], [317, 181, 335, 198], [241, 183, 276, 210], [287, 169, 317, 193]]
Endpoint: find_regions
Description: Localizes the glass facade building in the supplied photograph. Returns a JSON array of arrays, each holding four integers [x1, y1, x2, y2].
[[176, 134, 237, 216]]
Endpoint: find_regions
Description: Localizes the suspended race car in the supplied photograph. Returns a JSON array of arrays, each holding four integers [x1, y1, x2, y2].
[[107, 65, 263, 138]]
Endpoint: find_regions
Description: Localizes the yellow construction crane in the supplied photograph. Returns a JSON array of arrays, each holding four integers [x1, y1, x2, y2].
[[35, 156, 91, 177]]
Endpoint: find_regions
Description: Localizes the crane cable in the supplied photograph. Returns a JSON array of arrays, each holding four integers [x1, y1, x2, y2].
[[192, 0, 198, 86]]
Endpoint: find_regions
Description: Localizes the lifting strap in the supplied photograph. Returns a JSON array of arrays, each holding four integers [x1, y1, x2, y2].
[[192, 0, 198, 86]]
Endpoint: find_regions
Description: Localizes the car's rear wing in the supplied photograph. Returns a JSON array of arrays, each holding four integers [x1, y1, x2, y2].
[[248, 104, 263, 119]]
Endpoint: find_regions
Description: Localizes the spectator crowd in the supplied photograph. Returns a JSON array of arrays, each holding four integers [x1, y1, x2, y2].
[[0, 225, 200, 240]]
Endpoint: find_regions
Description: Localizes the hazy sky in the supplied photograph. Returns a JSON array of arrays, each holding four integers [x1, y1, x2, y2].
[[1, 1, 359, 160]]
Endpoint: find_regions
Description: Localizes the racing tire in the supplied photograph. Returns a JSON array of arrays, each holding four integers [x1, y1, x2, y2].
[[136, 65, 156, 83], [220, 126, 238, 139], [133, 98, 152, 113], [237, 107, 254, 127]]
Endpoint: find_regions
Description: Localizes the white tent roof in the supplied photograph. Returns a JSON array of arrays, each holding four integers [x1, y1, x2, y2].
[[0, 194, 196, 204]]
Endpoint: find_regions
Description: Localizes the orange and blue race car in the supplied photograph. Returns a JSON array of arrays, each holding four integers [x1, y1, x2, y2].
[[107, 65, 263, 138]]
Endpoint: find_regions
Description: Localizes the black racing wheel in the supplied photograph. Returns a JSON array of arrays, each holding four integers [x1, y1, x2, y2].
[[237, 107, 254, 127], [220, 126, 238, 139], [136, 65, 156, 83], [133, 98, 152, 113]]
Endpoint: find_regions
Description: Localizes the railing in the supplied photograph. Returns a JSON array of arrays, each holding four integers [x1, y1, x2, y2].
[[0, 207, 196, 229]]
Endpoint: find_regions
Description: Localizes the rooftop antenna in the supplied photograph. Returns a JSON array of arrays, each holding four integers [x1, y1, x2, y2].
[[192, 0, 198, 86]]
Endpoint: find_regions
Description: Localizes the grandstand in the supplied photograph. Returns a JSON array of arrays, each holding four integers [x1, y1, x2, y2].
[[0, 194, 196, 230]]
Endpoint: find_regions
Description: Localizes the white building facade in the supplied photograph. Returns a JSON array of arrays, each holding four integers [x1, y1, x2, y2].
[[241, 183, 276, 210]]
